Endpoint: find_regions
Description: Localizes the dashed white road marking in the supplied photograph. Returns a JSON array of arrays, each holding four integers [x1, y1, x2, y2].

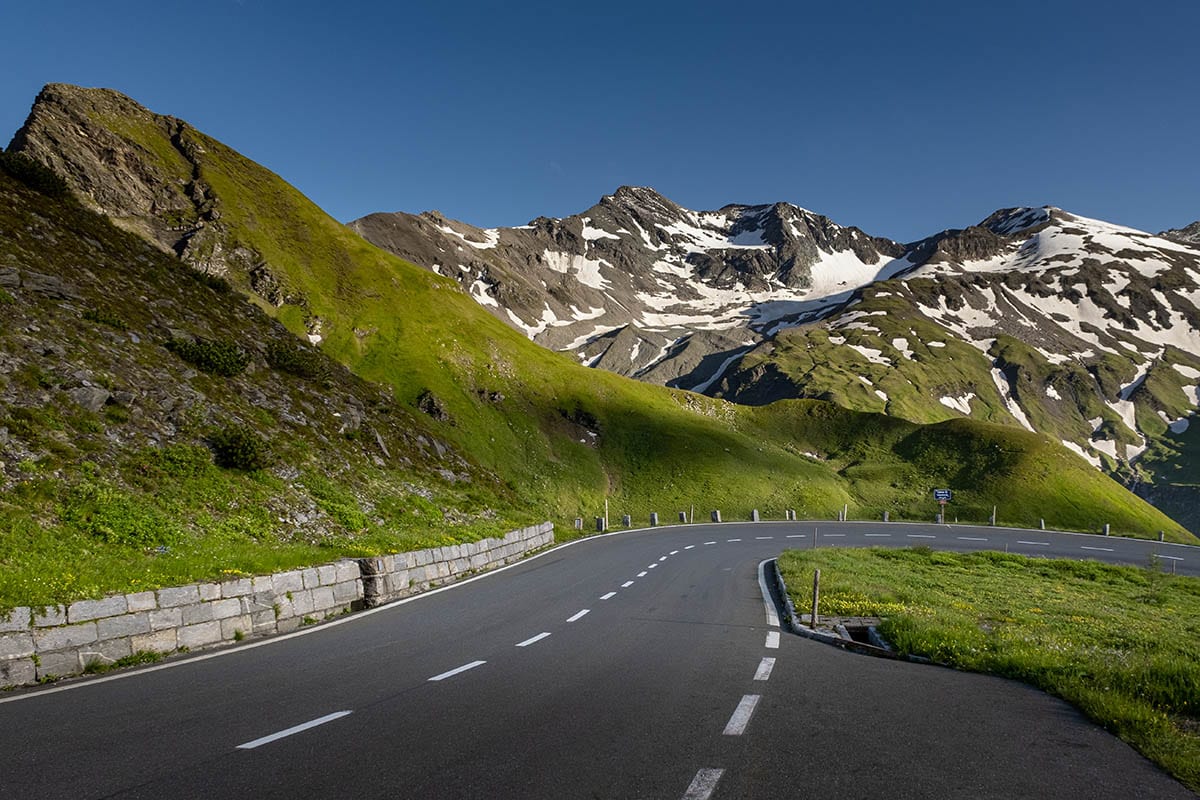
[[567, 609, 590, 622], [865, 533, 890, 538], [659, 556, 668, 562], [237, 711, 352, 750], [670, 550, 679, 555], [704, 541, 717, 545], [600, 592, 617, 600], [723, 694, 761, 735], [1081, 546, 1114, 552], [1019, 540, 1050, 546], [765, 631, 780, 649], [516, 633, 551, 648], [622, 580, 635, 587], [727, 538, 742, 542], [684, 545, 696, 550], [755, 536, 773, 540], [682, 768, 724, 800], [786, 534, 805, 539], [638, 571, 648, 577], [958, 537, 988, 542], [429, 661, 487, 682], [648, 564, 658, 570], [907, 534, 936, 539], [754, 657, 776, 681]]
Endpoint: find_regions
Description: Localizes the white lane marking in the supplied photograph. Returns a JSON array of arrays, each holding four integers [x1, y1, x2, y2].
[[516, 632, 551, 647], [1082, 546, 1114, 552], [685, 545, 696, 550], [823, 533, 846, 538], [567, 609, 591, 622], [754, 657, 776, 681], [723, 694, 761, 735], [786, 534, 805, 539], [755, 536, 773, 540], [648, 564, 658, 570], [766, 631, 780, 649], [670, 550, 680, 555], [638, 571, 648, 577], [1159, 555, 1183, 561], [622, 580, 635, 587], [682, 768, 724, 800], [958, 537, 988, 542], [756, 560, 780, 627], [429, 660, 487, 682], [659, 556, 668, 561], [908, 534, 936, 539], [237, 710, 352, 750], [865, 533, 891, 538], [1019, 540, 1050, 546], [704, 541, 717, 545], [727, 538, 742, 542], [600, 592, 617, 600]]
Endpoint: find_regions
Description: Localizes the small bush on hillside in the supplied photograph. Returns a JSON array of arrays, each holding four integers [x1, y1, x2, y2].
[[266, 340, 329, 381], [167, 337, 249, 376], [209, 424, 271, 471], [188, 268, 232, 294], [0, 151, 69, 197], [82, 307, 128, 330]]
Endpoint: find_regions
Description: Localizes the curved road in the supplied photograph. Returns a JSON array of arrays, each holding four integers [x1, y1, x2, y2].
[[1, 521, 1195, 799]]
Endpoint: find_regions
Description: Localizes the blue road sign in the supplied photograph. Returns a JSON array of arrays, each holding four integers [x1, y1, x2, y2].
[[933, 489, 952, 501]]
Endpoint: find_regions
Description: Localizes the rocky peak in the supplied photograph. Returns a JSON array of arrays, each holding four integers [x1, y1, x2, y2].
[[1160, 220, 1200, 246]]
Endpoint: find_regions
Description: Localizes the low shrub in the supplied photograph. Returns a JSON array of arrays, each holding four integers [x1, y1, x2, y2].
[[209, 424, 270, 471], [167, 337, 249, 376], [266, 340, 329, 381]]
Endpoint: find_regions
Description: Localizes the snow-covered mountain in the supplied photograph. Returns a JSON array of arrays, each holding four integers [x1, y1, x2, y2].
[[352, 194, 1200, 532]]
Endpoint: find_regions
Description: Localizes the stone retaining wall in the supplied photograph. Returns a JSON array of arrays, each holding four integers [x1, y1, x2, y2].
[[358, 522, 555, 607], [0, 521, 553, 687]]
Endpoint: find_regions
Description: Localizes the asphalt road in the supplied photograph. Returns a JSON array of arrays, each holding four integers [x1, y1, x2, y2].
[[1, 521, 1195, 799]]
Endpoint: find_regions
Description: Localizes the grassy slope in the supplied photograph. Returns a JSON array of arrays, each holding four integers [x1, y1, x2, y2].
[[778, 548, 1200, 792]]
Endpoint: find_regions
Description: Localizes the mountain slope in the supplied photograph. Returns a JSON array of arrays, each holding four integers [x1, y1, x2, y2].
[[2, 83, 1189, 616]]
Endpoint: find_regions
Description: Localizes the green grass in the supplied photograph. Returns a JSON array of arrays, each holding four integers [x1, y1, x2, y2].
[[778, 547, 1200, 792]]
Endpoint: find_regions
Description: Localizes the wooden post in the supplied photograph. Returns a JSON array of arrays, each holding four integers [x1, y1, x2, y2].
[[811, 569, 821, 628]]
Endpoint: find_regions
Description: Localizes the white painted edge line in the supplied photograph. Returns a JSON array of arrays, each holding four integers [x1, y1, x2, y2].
[[567, 609, 590, 622], [864, 533, 891, 538], [958, 537, 988, 541], [1158, 555, 1184, 561], [907, 534, 936, 539], [754, 657, 776, 681], [516, 632, 551, 648], [1019, 540, 1050, 546], [682, 768, 724, 800], [765, 631, 780, 649], [1081, 546, 1115, 552], [428, 660, 486, 682], [622, 580, 635, 587], [723, 694, 761, 736], [600, 592, 617, 600], [756, 559, 779, 628], [237, 710, 352, 750], [638, 571, 648, 577], [684, 545, 696, 550]]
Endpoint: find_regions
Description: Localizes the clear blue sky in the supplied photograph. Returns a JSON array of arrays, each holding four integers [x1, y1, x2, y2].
[[3, 1, 1197, 242]]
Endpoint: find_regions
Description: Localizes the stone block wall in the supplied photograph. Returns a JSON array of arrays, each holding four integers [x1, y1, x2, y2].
[[359, 522, 554, 607], [0, 522, 553, 687]]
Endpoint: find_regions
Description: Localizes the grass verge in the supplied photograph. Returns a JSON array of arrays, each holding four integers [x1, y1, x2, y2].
[[777, 547, 1200, 792]]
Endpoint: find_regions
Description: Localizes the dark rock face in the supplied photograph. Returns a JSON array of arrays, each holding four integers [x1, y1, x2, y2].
[[1160, 220, 1200, 246]]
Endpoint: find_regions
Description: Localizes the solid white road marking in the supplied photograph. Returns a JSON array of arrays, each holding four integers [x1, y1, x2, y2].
[[638, 571, 648, 577], [682, 768, 724, 800], [754, 657, 776, 681], [516, 633, 551, 647], [1082, 546, 1114, 552], [756, 560, 780, 627], [600, 592, 617, 600], [958, 537, 988, 541], [865, 533, 891, 538], [567, 609, 590, 622], [622, 580, 635, 587], [1019, 541, 1050, 546], [907, 534, 936, 539], [429, 661, 487, 682], [685, 545, 696, 550], [237, 710, 352, 750], [723, 694, 761, 735], [766, 631, 780, 649], [1159, 555, 1183, 561]]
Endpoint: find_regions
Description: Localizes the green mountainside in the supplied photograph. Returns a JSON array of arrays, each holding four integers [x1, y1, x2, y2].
[[0, 85, 1191, 606]]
